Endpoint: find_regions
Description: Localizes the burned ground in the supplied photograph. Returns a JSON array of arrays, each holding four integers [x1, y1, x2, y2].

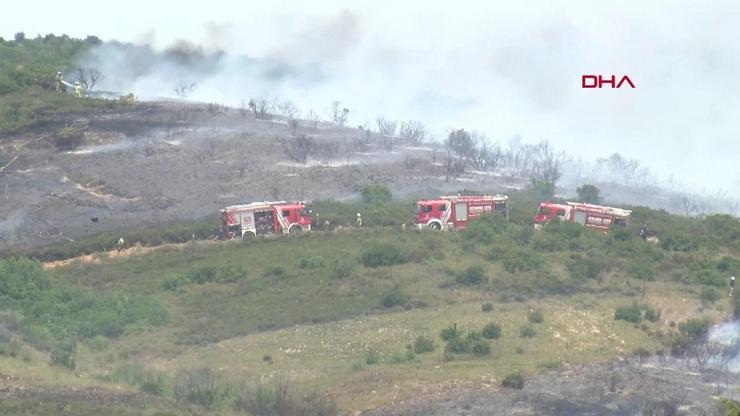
[[0, 102, 505, 251], [364, 359, 740, 416]]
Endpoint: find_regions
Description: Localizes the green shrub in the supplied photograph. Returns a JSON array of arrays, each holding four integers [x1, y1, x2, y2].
[[297, 256, 325, 269], [365, 350, 380, 365], [443, 337, 468, 354], [567, 255, 607, 280], [262, 265, 286, 278], [626, 261, 655, 281], [470, 339, 490, 356], [161, 276, 187, 291], [461, 214, 509, 245], [482, 323, 501, 340], [576, 184, 602, 204], [379, 287, 409, 308], [187, 265, 246, 284], [519, 325, 536, 338], [413, 335, 436, 354], [481, 302, 493, 312], [173, 367, 233, 409], [643, 307, 661, 323], [50, 341, 76, 370], [456, 265, 488, 286], [329, 258, 355, 279], [678, 318, 710, 342], [614, 305, 642, 324], [139, 375, 166, 396], [501, 371, 525, 389], [360, 243, 408, 268], [700, 287, 721, 305], [440, 323, 460, 341], [501, 248, 543, 273], [361, 184, 392, 205], [527, 309, 544, 324]]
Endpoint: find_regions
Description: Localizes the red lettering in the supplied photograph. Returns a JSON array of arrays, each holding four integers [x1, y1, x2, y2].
[[617, 75, 636, 88], [582, 75, 598, 88], [582, 74, 636, 89], [600, 75, 616, 88]]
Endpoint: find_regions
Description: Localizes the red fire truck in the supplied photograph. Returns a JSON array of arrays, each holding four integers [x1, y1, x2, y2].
[[534, 201, 631, 232], [415, 195, 508, 230], [221, 201, 311, 239]]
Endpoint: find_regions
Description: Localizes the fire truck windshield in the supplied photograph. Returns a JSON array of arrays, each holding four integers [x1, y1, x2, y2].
[[538, 206, 551, 215]]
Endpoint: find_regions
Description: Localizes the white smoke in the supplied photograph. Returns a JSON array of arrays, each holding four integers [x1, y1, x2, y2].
[[709, 321, 740, 372], [70, 2, 740, 196]]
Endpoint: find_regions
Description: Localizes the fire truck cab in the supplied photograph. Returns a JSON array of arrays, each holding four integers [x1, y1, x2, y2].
[[220, 201, 311, 239], [415, 195, 508, 230], [534, 201, 630, 232]]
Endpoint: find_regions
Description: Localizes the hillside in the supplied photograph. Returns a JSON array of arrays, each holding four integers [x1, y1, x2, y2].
[[2, 193, 739, 415]]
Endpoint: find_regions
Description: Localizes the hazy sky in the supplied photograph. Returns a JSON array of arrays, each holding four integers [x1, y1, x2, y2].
[[3, 1, 739, 192]]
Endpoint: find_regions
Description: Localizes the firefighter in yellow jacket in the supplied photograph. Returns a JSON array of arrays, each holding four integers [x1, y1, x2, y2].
[[54, 72, 63, 92], [74, 82, 82, 98]]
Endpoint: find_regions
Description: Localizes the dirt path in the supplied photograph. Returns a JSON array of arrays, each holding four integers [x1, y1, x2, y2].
[[41, 241, 205, 270]]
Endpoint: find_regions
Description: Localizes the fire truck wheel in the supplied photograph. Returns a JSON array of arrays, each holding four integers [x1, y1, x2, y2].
[[289, 225, 303, 234], [242, 231, 256, 240], [430, 222, 442, 230]]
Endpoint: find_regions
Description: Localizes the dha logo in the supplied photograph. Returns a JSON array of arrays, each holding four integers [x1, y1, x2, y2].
[[582, 75, 635, 89]]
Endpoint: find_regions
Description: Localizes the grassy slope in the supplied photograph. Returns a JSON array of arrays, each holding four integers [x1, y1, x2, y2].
[[33, 223, 733, 412]]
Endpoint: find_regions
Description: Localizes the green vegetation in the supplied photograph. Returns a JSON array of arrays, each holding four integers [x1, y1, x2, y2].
[[0, 186, 737, 414], [576, 184, 602, 204], [501, 371, 525, 389]]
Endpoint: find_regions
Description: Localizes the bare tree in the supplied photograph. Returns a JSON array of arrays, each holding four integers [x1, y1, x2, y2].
[[174, 81, 196, 99], [376, 117, 397, 137], [686, 340, 736, 380], [328, 101, 349, 127], [74, 67, 104, 93], [444, 147, 467, 182], [283, 135, 313, 164], [277, 100, 300, 119], [305, 110, 320, 128], [677, 196, 700, 217], [248, 98, 273, 120], [399, 121, 426, 145], [446, 129, 475, 159]]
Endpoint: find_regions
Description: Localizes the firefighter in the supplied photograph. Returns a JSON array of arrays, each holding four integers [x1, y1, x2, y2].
[[54, 71, 63, 92], [74, 82, 82, 98], [116, 237, 125, 253], [356, 212, 362, 227], [639, 223, 648, 240], [731, 276, 736, 297]]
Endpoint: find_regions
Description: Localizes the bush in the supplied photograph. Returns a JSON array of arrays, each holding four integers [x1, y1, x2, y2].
[[501, 248, 544, 273], [614, 305, 642, 324], [262, 265, 286, 278], [50, 341, 76, 370], [461, 214, 509, 244], [365, 350, 380, 365], [501, 371, 525, 389], [187, 265, 246, 284], [470, 339, 490, 356], [456, 265, 488, 286], [413, 335, 436, 354], [380, 287, 409, 308], [440, 323, 460, 341], [162, 276, 186, 291], [173, 367, 233, 409], [481, 302, 493, 312], [297, 256, 325, 269], [360, 243, 408, 268], [576, 184, 602, 204], [678, 318, 710, 342], [643, 307, 661, 323], [361, 184, 392, 206], [527, 309, 544, 324], [55, 126, 85, 150], [482, 323, 501, 340], [699, 287, 721, 305], [443, 337, 468, 354], [519, 325, 536, 338], [626, 261, 655, 281], [567, 256, 607, 280], [329, 258, 355, 279]]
